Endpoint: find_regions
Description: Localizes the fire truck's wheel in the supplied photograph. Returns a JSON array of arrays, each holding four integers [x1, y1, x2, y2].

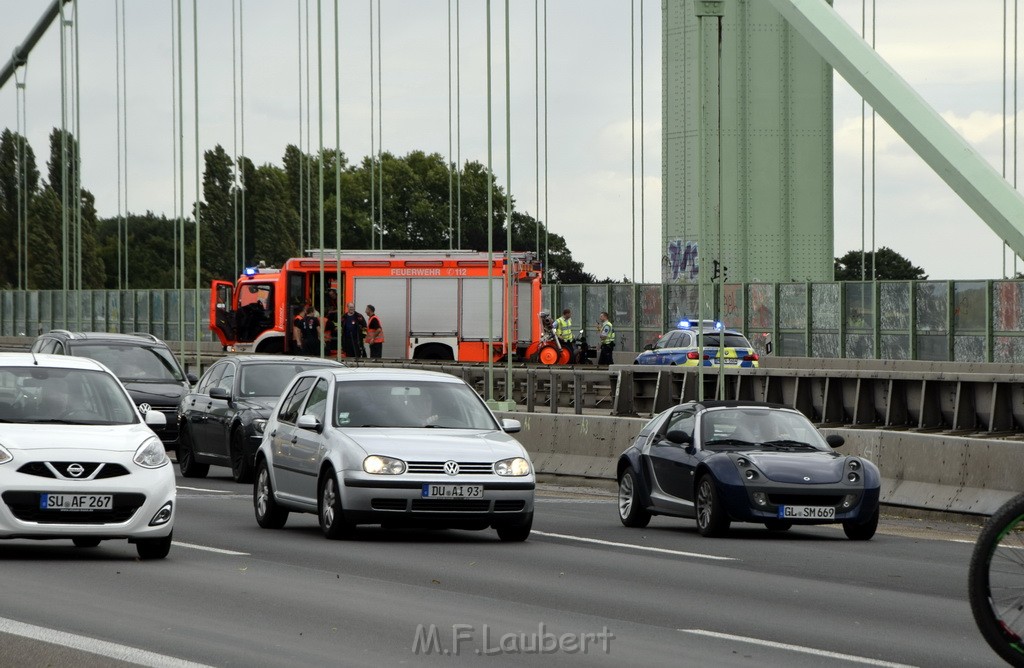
[[538, 346, 559, 365], [557, 348, 571, 365]]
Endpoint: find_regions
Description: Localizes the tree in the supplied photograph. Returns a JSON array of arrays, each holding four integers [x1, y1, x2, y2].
[[834, 246, 927, 281], [0, 129, 41, 288]]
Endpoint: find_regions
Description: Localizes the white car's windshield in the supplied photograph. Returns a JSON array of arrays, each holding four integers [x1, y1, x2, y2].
[[701, 408, 829, 451], [334, 380, 500, 430], [73, 343, 185, 383], [0, 366, 138, 425]]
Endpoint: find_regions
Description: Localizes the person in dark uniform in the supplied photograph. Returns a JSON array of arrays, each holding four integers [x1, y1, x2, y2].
[[324, 289, 340, 355], [340, 302, 367, 358], [293, 300, 321, 356]]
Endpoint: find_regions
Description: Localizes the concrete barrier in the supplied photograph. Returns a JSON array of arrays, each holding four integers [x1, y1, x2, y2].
[[501, 412, 1024, 516]]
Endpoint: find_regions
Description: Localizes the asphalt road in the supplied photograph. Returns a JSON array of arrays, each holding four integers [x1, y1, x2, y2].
[[0, 467, 1003, 667]]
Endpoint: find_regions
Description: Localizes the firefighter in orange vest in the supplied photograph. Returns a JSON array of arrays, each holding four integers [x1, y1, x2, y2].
[[365, 305, 385, 358]]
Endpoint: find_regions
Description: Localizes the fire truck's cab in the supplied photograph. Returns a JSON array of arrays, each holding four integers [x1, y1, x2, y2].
[[210, 250, 544, 361]]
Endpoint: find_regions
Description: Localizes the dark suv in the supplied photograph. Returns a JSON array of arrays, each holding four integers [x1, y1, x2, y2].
[[30, 330, 198, 449]]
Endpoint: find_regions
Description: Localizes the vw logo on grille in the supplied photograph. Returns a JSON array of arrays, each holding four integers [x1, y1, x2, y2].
[[66, 463, 85, 478], [443, 461, 460, 476], [137, 403, 151, 415], [803, 476, 811, 481]]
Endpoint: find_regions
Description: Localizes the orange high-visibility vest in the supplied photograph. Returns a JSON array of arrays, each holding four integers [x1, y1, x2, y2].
[[366, 315, 385, 343]]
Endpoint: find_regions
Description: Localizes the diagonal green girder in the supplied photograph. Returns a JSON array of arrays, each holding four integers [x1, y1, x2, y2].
[[768, 0, 1024, 257]]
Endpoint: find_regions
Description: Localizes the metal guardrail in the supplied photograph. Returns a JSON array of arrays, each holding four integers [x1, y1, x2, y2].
[[5, 333, 1023, 438]]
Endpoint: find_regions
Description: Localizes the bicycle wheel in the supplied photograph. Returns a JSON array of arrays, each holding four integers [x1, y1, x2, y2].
[[969, 492, 1024, 667]]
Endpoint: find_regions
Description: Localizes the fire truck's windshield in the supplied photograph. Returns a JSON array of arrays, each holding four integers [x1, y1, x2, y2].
[[71, 344, 186, 383]]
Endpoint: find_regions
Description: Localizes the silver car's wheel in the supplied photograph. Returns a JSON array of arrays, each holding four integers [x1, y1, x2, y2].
[[618, 468, 651, 528], [253, 460, 288, 529], [318, 470, 354, 540]]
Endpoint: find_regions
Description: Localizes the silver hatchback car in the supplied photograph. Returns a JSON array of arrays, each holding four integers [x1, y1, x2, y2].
[[253, 367, 535, 541]]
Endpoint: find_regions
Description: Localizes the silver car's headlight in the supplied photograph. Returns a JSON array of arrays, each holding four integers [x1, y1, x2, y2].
[[363, 455, 407, 475], [494, 457, 531, 477], [0, 443, 11, 465], [253, 419, 267, 435], [134, 437, 169, 468]]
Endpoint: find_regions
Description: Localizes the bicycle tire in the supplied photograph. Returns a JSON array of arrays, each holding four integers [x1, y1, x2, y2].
[[969, 492, 1024, 667]]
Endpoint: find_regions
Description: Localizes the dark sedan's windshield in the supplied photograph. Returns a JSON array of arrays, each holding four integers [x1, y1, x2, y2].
[[0, 366, 138, 425], [334, 380, 500, 430], [72, 343, 185, 383], [239, 363, 336, 397], [701, 408, 829, 451]]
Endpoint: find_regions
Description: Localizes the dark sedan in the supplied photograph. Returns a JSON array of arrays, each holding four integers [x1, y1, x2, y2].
[[616, 400, 881, 539], [177, 355, 343, 482]]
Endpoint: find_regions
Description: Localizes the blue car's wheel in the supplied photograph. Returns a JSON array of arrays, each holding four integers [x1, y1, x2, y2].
[[695, 474, 730, 537], [618, 468, 651, 528], [843, 507, 878, 541]]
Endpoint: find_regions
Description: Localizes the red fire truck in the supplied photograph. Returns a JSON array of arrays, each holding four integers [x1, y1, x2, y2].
[[210, 250, 544, 361]]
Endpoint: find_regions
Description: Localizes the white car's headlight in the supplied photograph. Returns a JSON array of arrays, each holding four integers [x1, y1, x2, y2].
[[134, 437, 169, 468], [494, 457, 531, 477], [0, 443, 11, 465], [253, 419, 267, 435], [363, 455, 406, 475]]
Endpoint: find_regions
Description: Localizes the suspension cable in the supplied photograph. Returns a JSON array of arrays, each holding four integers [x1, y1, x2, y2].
[[534, 0, 539, 258], [305, 0, 313, 252], [1016, 0, 1019, 275], [870, 0, 876, 281], [369, 0, 375, 249], [486, 0, 494, 401], [59, 1, 69, 323], [116, 0, 124, 290], [317, 0, 325, 356], [297, 0, 305, 252], [14, 64, 28, 289], [543, 0, 549, 280], [232, 0, 239, 276], [377, 0, 383, 249], [448, 0, 453, 250], [74, 0, 82, 299], [176, 0, 185, 360], [1004, 0, 1008, 278], [457, 0, 462, 249], [504, 0, 513, 393], [240, 0, 246, 271], [631, 0, 635, 283], [639, 0, 645, 283], [334, 0, 342, 359], [119, 0, 128, 289], [860, 0, 865, 280], [193, 0, 202, 366]]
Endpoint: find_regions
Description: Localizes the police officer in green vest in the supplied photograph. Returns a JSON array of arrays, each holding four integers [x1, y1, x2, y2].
[[597, 311, 615, 365], [554, 308, 575, 359]]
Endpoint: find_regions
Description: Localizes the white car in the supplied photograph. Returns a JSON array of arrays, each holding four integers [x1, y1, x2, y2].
[[0, 353, 175, 559], [253, 368, 535, 541]]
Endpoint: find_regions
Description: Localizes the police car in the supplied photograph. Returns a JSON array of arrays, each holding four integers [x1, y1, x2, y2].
[[633, 319, 759, 367]]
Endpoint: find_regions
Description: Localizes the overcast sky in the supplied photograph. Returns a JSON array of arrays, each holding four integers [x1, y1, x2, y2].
[[0, 0, 1018, 281]]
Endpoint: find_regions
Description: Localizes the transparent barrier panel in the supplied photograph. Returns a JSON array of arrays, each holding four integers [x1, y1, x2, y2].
[[722, 284, 744, 330], [611, 285, 634, 328], [880, 282, 910, 330], [994, 282, 1024, 332], [953, 282, 986, 332], [845, 333, 874, 359], [666, 283, 699, 326], [778, 332, 806, 357], [811, 283, 839, 330], [584, 285, 608, 331], [880, 334, 910, 360], [953, 335, 985, 363], [994, 336, 1024, 363], [844, 282, 874, 331], [747, 284, 774, 330], [638, 285, 663, 330], [811, 332, 840, 358], [916, 283, 948, 333], [778, 284, 806, 330], [916, 334, 950, 361]]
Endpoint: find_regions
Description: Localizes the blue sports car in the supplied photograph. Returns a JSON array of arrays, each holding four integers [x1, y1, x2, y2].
[[616, 400, 881, 539]]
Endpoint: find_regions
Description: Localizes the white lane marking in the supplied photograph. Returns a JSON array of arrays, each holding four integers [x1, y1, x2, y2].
[[531, 530, 736, 561], [0, 615, 214, 668], [679, 629, 917, 668], [172, 541, 250, 556], [176, 486, 232, 494]]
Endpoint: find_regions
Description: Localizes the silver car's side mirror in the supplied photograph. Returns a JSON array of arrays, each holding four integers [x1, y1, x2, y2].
[[297, 414, 321, 431], [501, 418, 521, 434], [144, 409, 167, 431]]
